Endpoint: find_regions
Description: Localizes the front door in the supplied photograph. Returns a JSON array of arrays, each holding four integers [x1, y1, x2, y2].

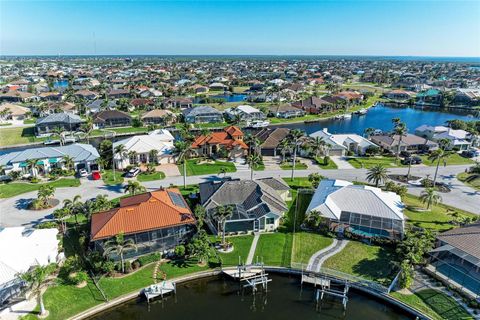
[[253, 220, 259, 232]]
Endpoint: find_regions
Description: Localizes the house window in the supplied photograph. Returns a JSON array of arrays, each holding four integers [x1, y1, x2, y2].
[[266, 217, 275, 225]]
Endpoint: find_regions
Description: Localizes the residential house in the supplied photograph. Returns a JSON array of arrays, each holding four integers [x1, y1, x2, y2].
[[141, 109, 176, 125], [209, 82, 228, 91], [306, 179, 405, 240], [131, 98, 154, 109], [268, 104, 305, 119], [90, 188, 196, 259], [383, 90, 413, 102], [87, 99, 117, 114], [199, 178, 289, 234], [415, 89, 444, 107], [163, 97, 193, 109], [93, 110, 132, 128], [452, 89, 480, 108], [310, 128, 379, 156], [292, 96, 334, 114], [75, 89, 98, 100], [0, 103, 30, 121], [415, 125, 472, 150], [183, 105, 224, 124], [108, 89, 130, 99], [224, 105, 266, 122], [113, 129, 175, 168], [38, 92, 62, 101], [0, 91, 37, 103], [35, 113, 84, 136], [0, 143, 100, 175], [193, 85, 209, 94], [370, 134, 439, 154], [191, 125, 248, 159], [254, 127, 290, 156]]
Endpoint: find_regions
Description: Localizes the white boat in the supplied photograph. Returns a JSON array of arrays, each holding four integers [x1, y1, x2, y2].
[[143, 281, 176, 301], [248, 120, 270, 128], [342, 113, 352, 118], [43, 139, 61, 145], [355, 108, 367, 115]]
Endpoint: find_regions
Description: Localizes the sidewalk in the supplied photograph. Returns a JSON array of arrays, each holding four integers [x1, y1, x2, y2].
[[246, 232, 260, 264], [307, 239, 348, 272]]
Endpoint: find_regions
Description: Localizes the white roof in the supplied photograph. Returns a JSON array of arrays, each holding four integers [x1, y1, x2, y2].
[[226, 104, 262, 115], [434, 128, 470, 140], [306, 179, 405, 221], [114, 130, 174, 157], [310, 128, 376, 150], [415, 125, 449, 133], [0, 227, 59, 286]]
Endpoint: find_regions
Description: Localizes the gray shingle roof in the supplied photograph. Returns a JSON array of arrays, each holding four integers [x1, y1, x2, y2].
[[36, 113, 83, 125], [437, 224, 480, 260], [183, 105, 222, 117]]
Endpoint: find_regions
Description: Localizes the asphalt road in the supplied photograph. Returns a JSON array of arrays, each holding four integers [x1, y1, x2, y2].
[[1, 164, 479, 227]]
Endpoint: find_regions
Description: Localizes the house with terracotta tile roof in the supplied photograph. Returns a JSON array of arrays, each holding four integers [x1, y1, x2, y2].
[[191, 126, 248, 159], [90, 188, 196, 259]]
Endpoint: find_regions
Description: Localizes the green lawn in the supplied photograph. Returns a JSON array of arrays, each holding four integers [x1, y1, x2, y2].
[[23, 118, 37, 124], [315, 157, 338, 169], [283, 177, 313, 190], [0, 126, 46, 146], [420, 153, 474, 166], [91, 127, 149, 137], [232, 86, 250, 93], [252, 163, 265, 171], [291, 232, 333, 265], [101, 170, 124, 185], [213, 235, 254, 266], [136, 171, 166, 182], [282, 189, 313, 232], [402, 194, 476, 231], [180, 159, 237, 176], [347, 156, 402, 169], [391, 289, 473, 320], [0, 178, 80, 198], [457, 172, 480, 190], [323, 241, 397, 286], [280, 162, 308, 170], [254, 232, 293, 267]]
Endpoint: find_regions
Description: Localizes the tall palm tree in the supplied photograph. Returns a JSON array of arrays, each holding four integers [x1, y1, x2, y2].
[[288, 129, 305, 180], [214, 205, 233, 246], [174, 141, 193, 188], [26, 158, 40, 177], [366, 164, 389, 187], [38, 185, 55, 207], [114, 144, 128, 169], [420, 188, 442, 210], [306, 136, 327, 158], [63, 155, 74, 171], [428, 141, 451, 187], [148, 149, 159, 164], [103, 233, 137, 273], [246, 153, 262, 180], [278, 139, 291, 163], [63, 194, 82, 225], [21, 264, 56, 317], [80, 116, 94, 143], [392, 120, 407, 163], [51, 126, 66, 146], [124, 180, 146, 195]]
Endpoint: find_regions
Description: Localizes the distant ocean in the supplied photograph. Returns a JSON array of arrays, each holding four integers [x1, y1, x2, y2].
[[1, 55, 479, 64]]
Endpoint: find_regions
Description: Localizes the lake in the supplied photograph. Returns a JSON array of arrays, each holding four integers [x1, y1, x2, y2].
[[193, 94, 248, 103], [89, 274, 412, 320]]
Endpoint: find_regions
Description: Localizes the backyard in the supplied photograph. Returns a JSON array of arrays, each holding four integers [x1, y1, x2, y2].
[[254, 232, 293, 267], [291, 232, 333, 265], [213, 235, 254, 266], [0, 126, 46, 147]]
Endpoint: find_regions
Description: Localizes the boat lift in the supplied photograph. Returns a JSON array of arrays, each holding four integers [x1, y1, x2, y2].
[[301, 270, 350, 310], [143, 280, 176, 303]]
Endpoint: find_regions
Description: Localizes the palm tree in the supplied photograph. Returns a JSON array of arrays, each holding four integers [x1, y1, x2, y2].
[[246, 153, 262, 180], [63, 155, 74, 171], [306, 136, 327, 158], [428, 144, 451, 187], [278, 139, 291, 163], [26, 158, 40, 177], [103, 233, 137, 273], [174, 141, 193, 188], [38, 185, 55, 207], [420, 188, 442, 210], [148, 149, 159, 164], [51, 126, 66, 146], [392, 120, 407, 163], [80, 117, 94, 143], [288, 129, 305, 180], [124, 180, 146, 195], [21, 264, 56, 317], [364, 127, 375, 138], [128, 151, 138, 166], [114, 144, 127, 169], [218, 166, 227, 178], [63, 194, 82, 225], [366, 164, 389, 187], [214, 205, 233, 246]]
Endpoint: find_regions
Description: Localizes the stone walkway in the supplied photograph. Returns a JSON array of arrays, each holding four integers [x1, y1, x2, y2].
[[330, 156, 355, 169], [246, 232, 260, 265], [307, 239, 349, 272]]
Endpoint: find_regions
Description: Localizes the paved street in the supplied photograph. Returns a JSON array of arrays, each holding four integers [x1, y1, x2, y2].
[[1, 164, 479, 227]]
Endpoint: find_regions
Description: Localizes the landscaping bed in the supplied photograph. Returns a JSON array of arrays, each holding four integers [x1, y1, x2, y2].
[[457, 172, 480, 190], [136, 171, 166, 182], [101, 170, 124, 185]]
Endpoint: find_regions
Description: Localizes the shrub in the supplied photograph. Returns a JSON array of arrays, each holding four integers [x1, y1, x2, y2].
[[101, 260, 116, 275], [131, 260, 141, 270], [30, 177, 40, 183], [138, 252, 161, 266], [174, 245, 186, 257], [323, 156, 330, 166], [8, 170, 21, 181], [36, 221, 59, 229], [69, 271, 89, 285]]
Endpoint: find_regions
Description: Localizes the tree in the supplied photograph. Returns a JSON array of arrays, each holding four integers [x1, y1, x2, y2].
[[308, 173, 323, 188], [174, 141, 193, 188], [187, 230, 212, 266], [63, 194, 83, 225], [124, 180, 146, 195], [26, 158, 40, 177], [306, 136, 327, 158], [278, 139, 291, 163], [364, 127, 375, 138], [51, 126, 66, 146], [21, 264, 56, 317], [218, 166, 228, 178], [288, 129, 305, 180], [214, 205, 233, 246], [103, 233, 137, 273], [53, 207, 69, 234], [194, 205, 206, 230], [420, 188, 442, 210], [38, 185, 55, 208], [146, 162, 156, 173], [366, 164, 389, 187], [79, 117, 94, 144], [114, 144, 128, 164], [392, 120, 407, 163], [63, 155, 74, 171], [148, 149, 159, 164], [428, 143, 452, 187], [246, 153, 261, 180]]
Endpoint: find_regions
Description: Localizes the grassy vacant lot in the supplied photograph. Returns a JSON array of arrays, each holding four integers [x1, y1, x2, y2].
[[136, 171, 166, 182], [457, 172, 480, 190], [391, 289, 473, 320], [214, 235, 254, 266], [323, 241, 397, 286], [403, 193, 476, 231], [91, 127, 149, 137], [315, 157, 338, 169], [347, 156, 401, 169], [283, 177, 313, 190], [280, 162, 308, 170], [254, 232, 293, 267], [0, 178, 80, 198], [180, 159, 236, 176], [0, 126, 46, 146], [101, 170, 124, 185], [420, 153, 474, 166], [291, 232, 333, 265]]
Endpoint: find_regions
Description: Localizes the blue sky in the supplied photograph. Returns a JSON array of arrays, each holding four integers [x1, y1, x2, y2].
[[1, 0, 479, 56]]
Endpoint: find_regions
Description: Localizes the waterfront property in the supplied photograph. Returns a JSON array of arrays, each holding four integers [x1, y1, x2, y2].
[[306, 179, 405, 240], [35, 112, 84, 136], [0, 103, 30, 122], [428, 223, 480, 299], [0, 227, 60, 305], [0, 143, 100, 175], [224, 105, 266, 122], [452, 88, 480, 108], [254, 127, 290, 156], [113, 129, 175, 168], [141, 109, 176, 125], [90, 188, 196, 259], [268, 104, 306, 119], [191, 125, 248, 159], [183, 105, 224, 124], [370, 134, 439, 154], [310, 128, 378, 156], [93, 110, 132, 129], [200, 178, 289, 234], [383, 90, 413, 103], [415, 89, 443, 107], [291, 96, 334, 114], [415, 125, 472, 150]]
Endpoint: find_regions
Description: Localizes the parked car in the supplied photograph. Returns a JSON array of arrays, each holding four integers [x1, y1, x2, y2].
[[78, 169, 88, 177], [126, 167, 141, 177], [400, 150, 412, 157], [401, 156, 422, 165], [461, 150, 476, 158], [0, 175, 12, 183], [92, 171, 101, 180]]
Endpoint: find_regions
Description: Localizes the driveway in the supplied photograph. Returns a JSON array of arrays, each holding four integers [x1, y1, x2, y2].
[[330, 156, 355, 169], [156, 164, 181, 177]]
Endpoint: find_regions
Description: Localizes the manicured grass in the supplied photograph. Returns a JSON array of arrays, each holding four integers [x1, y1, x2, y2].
[[280, 162, 308, 170], [282, 189, 313, 232], [0, 178, 80, 198], [136, 171, 166, 182], [283, 177, 313, 190], [323, 241, 397, 286], [391, 289, 473, 320], [457, 172, 480, 190], [252, 163, 265, 171], [314, 157, 338, 169], [291, 232, 333, 265], [158, 259, 209, 279], [91, 127, 149, 137], [402, 193, 476, 231], [180, 159, 237, 176], [269, 114, 321, 125], [254, 232, 293, 267], [0, 122, 12, 126], [23, 118, 37, 124], [0, 126, 46, 146], [420, 153, 474, 166], [347, 156, 402, 169], [213, 235, 254, 266], [101, 169, 124, 185], [232, 86, 250, 93]]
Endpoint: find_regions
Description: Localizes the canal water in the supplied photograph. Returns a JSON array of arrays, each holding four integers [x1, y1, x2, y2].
[[89, 274, 411, 320], [193, 93, 248, 103]]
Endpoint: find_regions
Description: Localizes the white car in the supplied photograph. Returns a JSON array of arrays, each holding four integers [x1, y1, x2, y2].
[[78, 169, 88, 177]]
